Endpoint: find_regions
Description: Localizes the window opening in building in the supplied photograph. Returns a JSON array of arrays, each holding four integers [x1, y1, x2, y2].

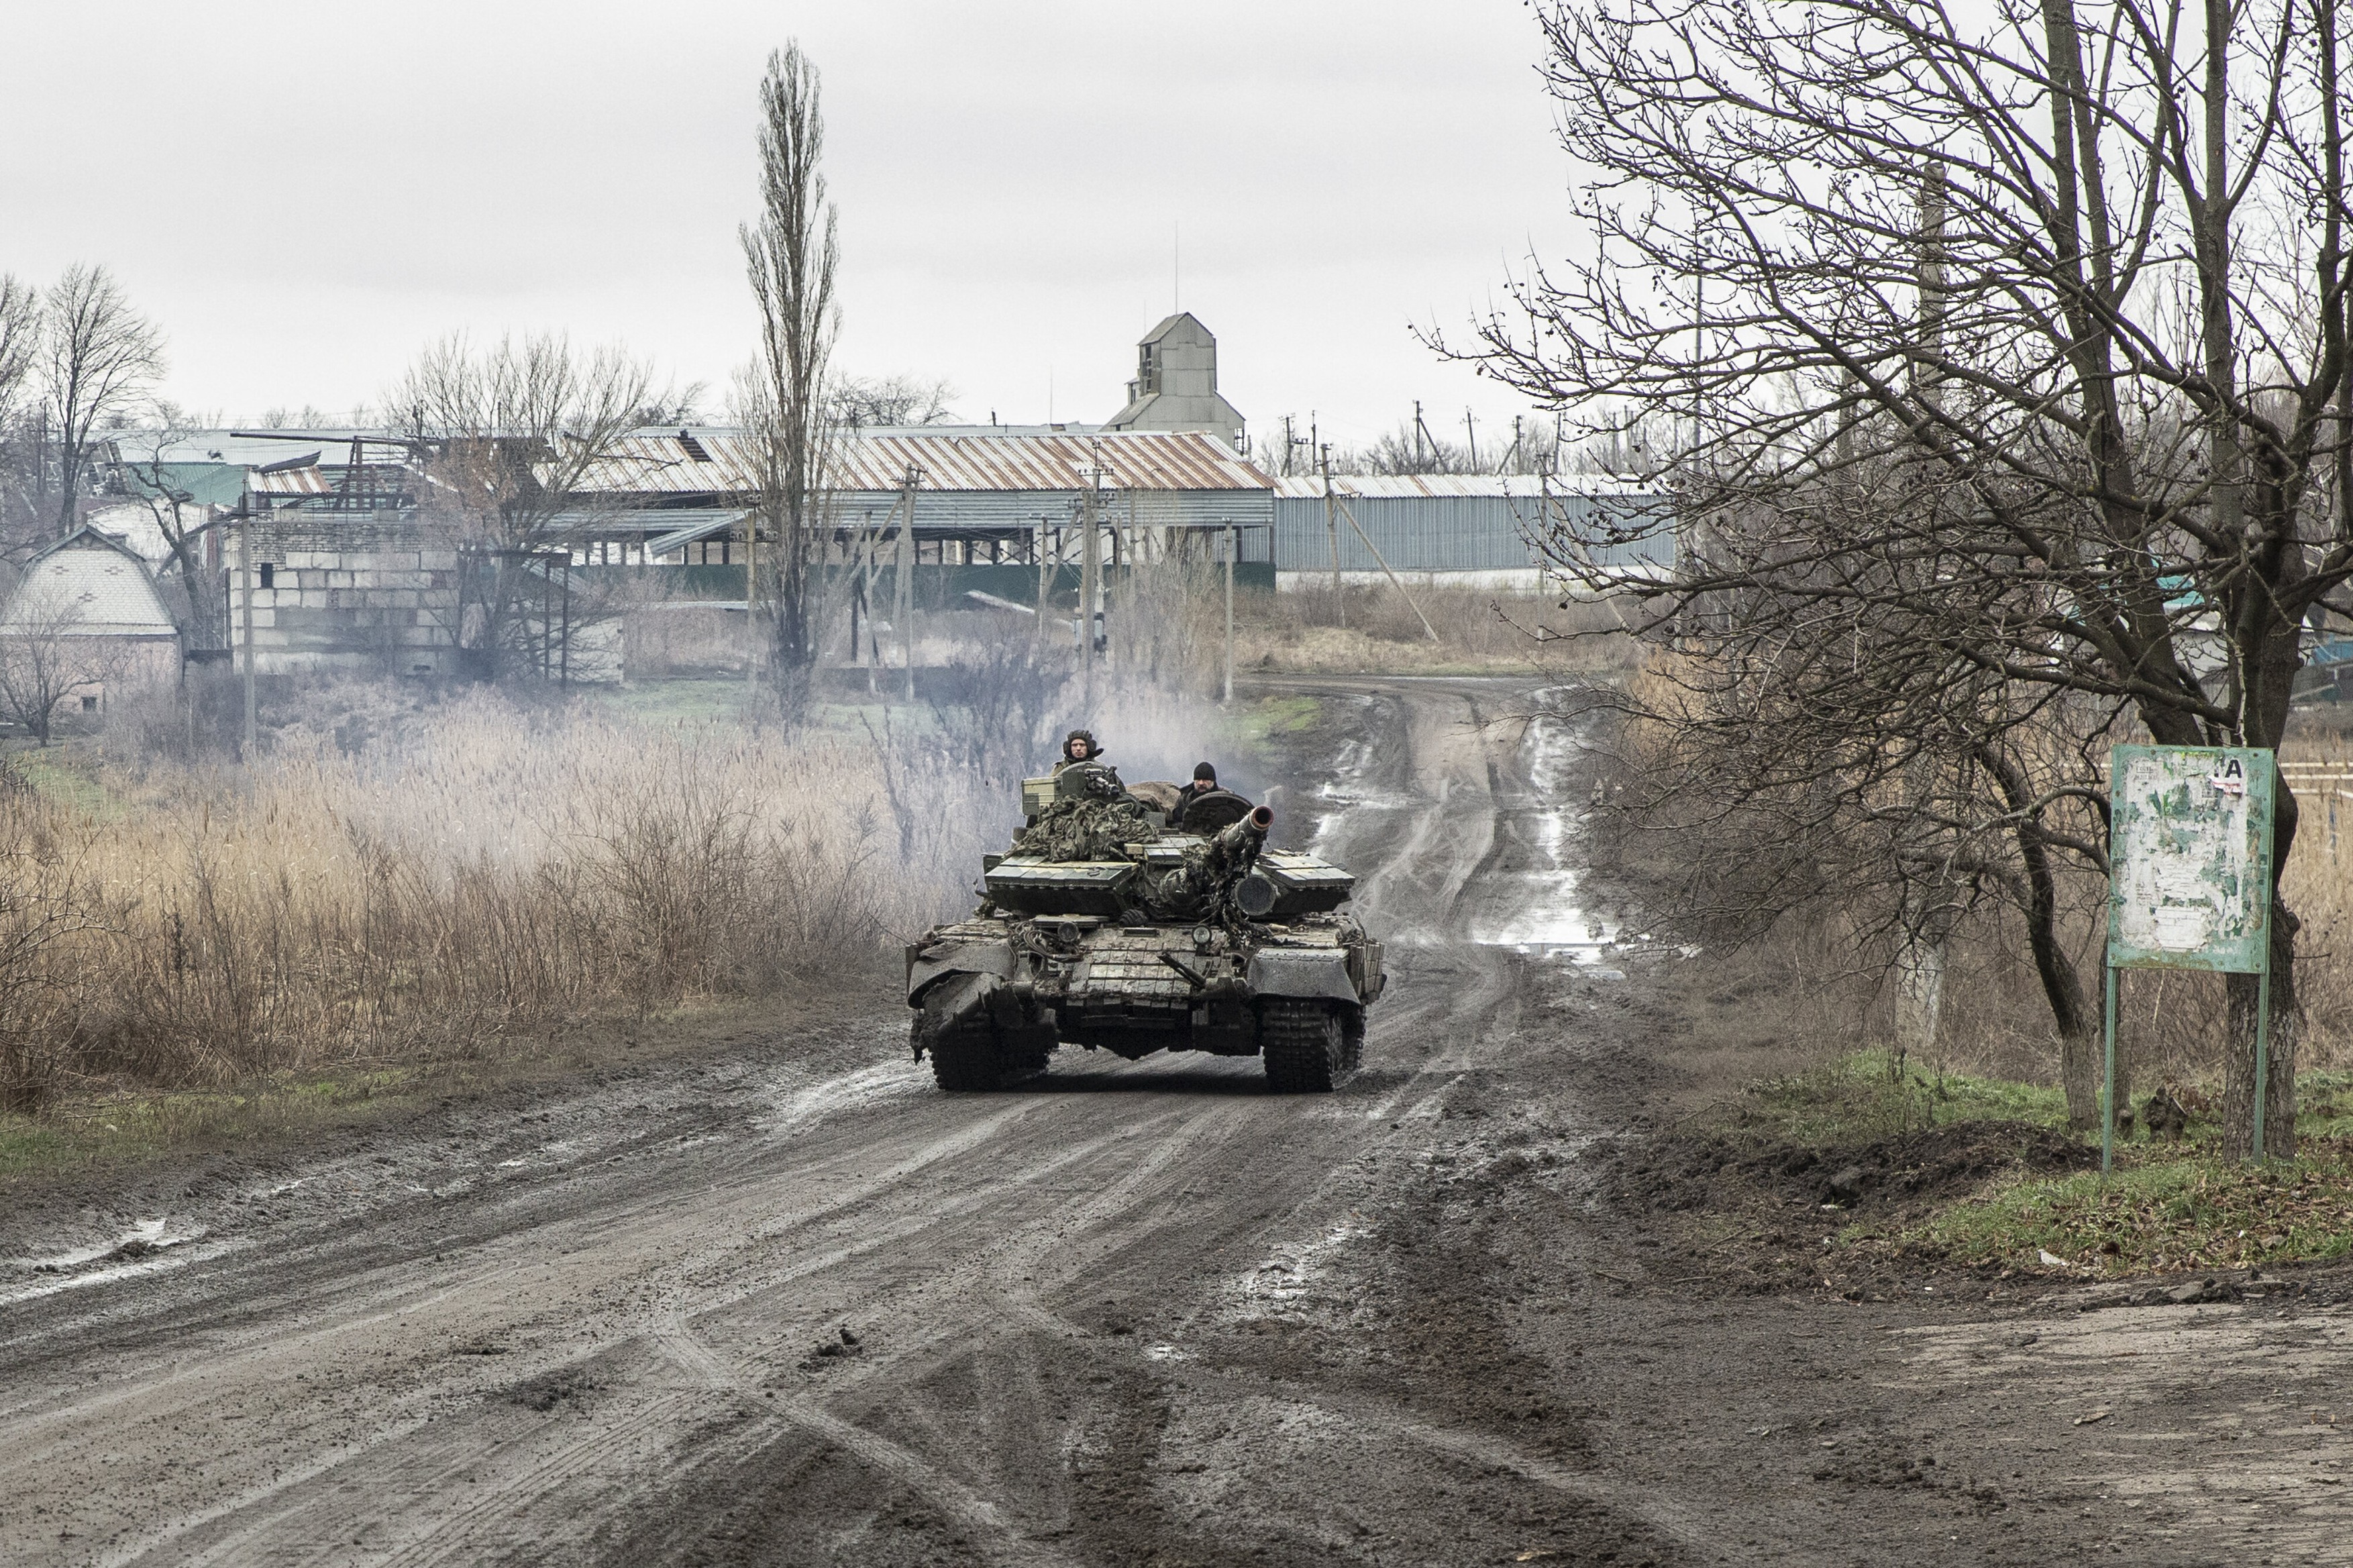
[[259, 562, 274, 589]]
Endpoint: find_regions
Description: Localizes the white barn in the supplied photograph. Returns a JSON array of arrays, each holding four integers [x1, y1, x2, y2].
[[0, 527, 184, 716]]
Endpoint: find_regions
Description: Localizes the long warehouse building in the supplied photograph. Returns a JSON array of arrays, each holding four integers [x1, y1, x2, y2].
[[1271, 475, 1671, 590]]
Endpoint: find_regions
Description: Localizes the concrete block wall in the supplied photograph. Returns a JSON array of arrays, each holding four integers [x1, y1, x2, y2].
[[226, 516, 459, 674]]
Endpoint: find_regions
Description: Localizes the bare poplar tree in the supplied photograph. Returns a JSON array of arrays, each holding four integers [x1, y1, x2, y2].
[[41, 265, 164, 533], [0, 275, 42, 548], [741, 41, 841, 721], [0, 276, 36, 429], [393, 333, 658, 681], [1479, 0, 2353, 1157]]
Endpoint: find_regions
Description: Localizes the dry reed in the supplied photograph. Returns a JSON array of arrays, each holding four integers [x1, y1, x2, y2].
[[0, 694, 988, 1109]]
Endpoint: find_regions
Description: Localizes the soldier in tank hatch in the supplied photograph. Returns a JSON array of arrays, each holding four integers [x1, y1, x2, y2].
[[1053, 730, 1102, 775], [1168, 763, 1222, 829]]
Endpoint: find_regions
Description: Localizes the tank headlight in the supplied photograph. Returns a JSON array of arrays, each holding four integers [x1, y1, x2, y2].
[[1191, 924, 1214, 952]]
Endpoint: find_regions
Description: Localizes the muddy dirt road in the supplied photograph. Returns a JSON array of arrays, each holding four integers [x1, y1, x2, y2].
[[5, 678, 2350, 1567]]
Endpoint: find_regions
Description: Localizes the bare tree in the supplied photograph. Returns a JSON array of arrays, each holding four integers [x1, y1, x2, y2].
[[742, 40, 841, 721], [1474, 0, 2353, 1159], [830, 374, 955, 429], [392, 332, 658, 681], [114, 406, 230, 651], [42, 265, 164, 533], [0, 275, 43, 552], [0, 276, 36, 431], [0, 583, 118, 745], [1365, 419, 1478, 476]]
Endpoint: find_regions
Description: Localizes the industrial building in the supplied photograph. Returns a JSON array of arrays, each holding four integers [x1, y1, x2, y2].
[[74, 317, 1670, 680], [1102, 313, 1247, 453], [1271, 474, 1671, 591], [565, 426, 1277, 606]]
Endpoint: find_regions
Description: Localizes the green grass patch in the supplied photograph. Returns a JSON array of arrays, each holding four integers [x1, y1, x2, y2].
[[1706, 1050, 2353, 1277], [1904, 1142, 2353, 1274], [1224, 695, 1322, 745], [0, 1062, 435, 1184], [1724, 1049, 2075, 1148], [5, 741, 120, 818]]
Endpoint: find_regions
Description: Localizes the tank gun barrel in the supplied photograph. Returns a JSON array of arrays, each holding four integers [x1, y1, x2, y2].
[[1206, 805, 1273, 876]]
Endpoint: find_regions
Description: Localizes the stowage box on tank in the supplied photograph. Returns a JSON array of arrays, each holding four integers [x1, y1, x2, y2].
[[904, 765, 1384, 1092]]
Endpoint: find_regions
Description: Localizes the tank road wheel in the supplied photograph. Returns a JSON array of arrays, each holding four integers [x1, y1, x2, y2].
[[1261, 1000, 1351, 1093], [927, 1014, 1004, 1091]]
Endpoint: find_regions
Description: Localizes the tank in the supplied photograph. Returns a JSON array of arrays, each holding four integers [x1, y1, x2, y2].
[[905, 762, 1385, 1092]]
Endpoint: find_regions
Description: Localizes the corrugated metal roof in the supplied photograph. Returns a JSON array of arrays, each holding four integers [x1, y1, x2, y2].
[[1270, 474, 1656, 500], [250, 466, 333, 496], [103, 430, 400, 468], [570, 429, 1271, 498], [645, 512, 751, 554], [1, 531, 178, 636]]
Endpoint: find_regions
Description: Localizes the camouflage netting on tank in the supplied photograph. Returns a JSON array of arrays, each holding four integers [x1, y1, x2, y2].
[[1018, 795, 1159, 862]]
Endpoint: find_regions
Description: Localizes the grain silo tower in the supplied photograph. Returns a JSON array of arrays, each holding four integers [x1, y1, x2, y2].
[[1104, 313, 1245, 454]]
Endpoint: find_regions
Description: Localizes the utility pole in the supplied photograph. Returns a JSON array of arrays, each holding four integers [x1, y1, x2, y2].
[[1080, 450, 1105, 711], [1280, 414, 1296, 478], [239, 508, 257, 758], [1033, 516, 1050, 649], [1223, 522, 1236, 705], [1414, 399, 1425, 468], [1318, 427, 1343, 629], [896, 464, 921, 701], [1463, 408, 1479, 470]]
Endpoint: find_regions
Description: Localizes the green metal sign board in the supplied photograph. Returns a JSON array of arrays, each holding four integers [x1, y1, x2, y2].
[[2102, 743, 2281, 1169], [2106, 745, 2277, 974]]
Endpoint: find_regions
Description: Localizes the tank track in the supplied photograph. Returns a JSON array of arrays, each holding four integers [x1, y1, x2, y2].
[[923, 1012, 1050, 1092], [1261, 1000, 1359, 1093]]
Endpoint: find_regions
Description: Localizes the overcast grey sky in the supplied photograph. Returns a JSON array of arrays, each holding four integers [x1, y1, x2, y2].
[[1, 2, 1576, 450]]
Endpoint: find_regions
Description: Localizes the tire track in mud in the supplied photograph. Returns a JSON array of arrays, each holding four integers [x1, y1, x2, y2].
[[81, 1106, 1204, 1566], [101, 1079, 1286, 1567], [5, 676, 1688, 1568]]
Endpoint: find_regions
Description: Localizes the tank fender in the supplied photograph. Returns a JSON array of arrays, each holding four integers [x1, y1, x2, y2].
[[1245, 948, 1363, 1004], [906, 937, 1017, 1005], [909, 970, 996, 1059]]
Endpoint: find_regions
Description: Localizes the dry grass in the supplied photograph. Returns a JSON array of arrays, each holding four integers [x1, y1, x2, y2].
[[1605, 665, 2353, 1120], [0, 692, 987, 1110], [1238, 585, 1638, 676]]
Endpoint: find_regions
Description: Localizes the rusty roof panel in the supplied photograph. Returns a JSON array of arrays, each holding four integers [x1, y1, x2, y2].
[[567, 429, 1272, 498], [1269, 474, 1653, 500], [248, 466, 334, 495]]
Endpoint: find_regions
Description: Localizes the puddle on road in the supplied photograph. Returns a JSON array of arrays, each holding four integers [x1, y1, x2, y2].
[[1471, 711, 1622, 965], [5, 1218, 228, 1306], [1232, 1220, 1367, 1316], [756, 1060, 929, 1140]]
